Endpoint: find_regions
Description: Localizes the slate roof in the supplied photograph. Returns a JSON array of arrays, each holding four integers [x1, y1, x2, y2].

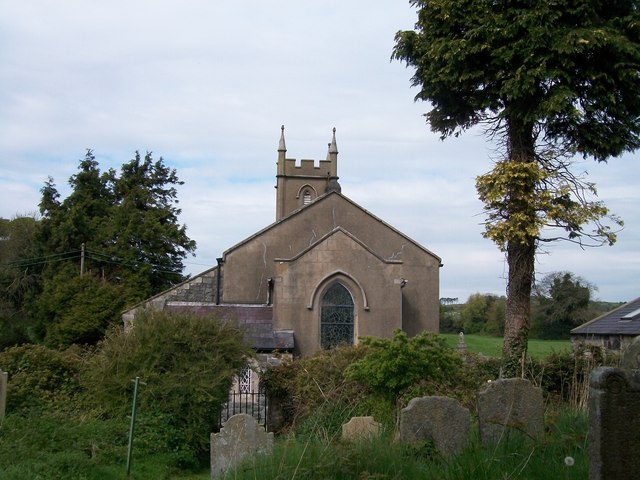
[[571, 296, 640, 336], [164, 302, 294, 352]]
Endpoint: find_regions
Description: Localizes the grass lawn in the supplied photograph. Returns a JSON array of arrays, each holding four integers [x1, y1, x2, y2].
[[439, 333, 571, 358]]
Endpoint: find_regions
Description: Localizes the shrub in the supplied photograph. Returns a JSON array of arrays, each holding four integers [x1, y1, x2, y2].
[[523, 345, 620, 409], [345, 330, 463, 402], [81, 309, 254, 468], [262, 344, 387, 434], [34, 272, 127, 348], [0, 411, 129, 480], [264, 332, 470, 436], [0, 343, 84, 413]]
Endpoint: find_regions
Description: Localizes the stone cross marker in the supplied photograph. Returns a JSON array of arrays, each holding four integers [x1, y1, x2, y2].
[[399, 396, 470, 456], [341, 416, 381, 441], [588, 367, 640, 480], [210, 413, 273, 478], [457, 332, 467, 352], [477, 378, 544, 445]]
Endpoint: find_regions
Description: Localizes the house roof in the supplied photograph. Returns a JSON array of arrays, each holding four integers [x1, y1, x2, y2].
[[164, 302, 294, 351], [571, 296, 640, 336]]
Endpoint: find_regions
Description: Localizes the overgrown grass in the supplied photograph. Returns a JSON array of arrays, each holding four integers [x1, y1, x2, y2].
[[0, 410, 210, 479], [0, 406, 588, 479], [0, 335, 590, 479], [225, 408, 588, 479], [440, 333, 571, 358]]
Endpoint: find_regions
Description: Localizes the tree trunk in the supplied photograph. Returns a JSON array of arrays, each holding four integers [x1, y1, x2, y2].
[[503, 237, 535, 377], [501, 119, 537, 377]]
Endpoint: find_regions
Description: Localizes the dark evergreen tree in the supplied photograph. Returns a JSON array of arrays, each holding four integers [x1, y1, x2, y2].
[[108, 151, 196, 299], [31, 150, 196, 345], [37, 151, 114, 258], [0, 216, 40, 348]]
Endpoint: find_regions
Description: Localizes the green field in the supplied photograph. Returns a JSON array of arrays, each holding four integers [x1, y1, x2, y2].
[[439, 333, 571, 358]]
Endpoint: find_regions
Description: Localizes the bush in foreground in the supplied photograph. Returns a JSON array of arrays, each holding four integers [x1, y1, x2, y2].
[[263, 331, 489, 437], [82, 309, 254, 468], [0, 343, 84, 413]]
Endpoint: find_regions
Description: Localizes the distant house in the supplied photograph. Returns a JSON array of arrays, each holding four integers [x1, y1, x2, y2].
[[122, 127, 441, 359], [570, 297, 640, 351]]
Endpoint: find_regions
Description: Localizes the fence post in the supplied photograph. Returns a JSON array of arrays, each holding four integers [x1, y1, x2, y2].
[[0, 371, 7, 421], [126, 376, 141, 476]]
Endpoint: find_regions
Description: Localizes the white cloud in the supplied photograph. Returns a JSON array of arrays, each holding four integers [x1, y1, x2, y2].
[[1, 0, 638, 303]]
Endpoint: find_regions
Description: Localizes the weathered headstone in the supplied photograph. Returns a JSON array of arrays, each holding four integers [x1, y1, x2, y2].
[[621, 335, 640, 369], [341, 416, 381, 441], [210, 413, 273, 478], [399, 396, 470, 456], [477, 378, 543, 445], [588, 367, 640, 480]]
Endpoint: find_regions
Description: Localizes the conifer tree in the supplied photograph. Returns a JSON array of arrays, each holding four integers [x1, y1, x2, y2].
[[33, 150, 196, 345]]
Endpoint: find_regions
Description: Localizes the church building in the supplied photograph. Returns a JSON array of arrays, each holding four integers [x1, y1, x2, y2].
[[122, 127, 442, 356]]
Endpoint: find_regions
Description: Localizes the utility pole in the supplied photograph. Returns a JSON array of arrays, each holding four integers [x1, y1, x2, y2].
[[80, 243, 85, 277]]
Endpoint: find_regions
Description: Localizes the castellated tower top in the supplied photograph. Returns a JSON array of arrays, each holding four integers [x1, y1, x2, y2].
[[275, 126, 340, 221]]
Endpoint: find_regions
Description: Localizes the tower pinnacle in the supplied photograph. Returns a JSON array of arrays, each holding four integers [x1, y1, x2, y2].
[[278, 125, 286, 152]]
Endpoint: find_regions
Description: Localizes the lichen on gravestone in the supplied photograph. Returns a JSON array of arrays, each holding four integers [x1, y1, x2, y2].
[[210, 413, 273, 479], [476, 378, 544, 445], [341, 416, 382, 441], [399, 396, 470, 456]]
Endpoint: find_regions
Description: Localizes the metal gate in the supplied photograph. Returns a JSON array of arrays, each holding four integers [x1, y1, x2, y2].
[[218, 387, 268, 429]]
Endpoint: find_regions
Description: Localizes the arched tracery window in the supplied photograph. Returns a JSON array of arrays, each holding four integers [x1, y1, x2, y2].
[[320, 283, 354, 348]]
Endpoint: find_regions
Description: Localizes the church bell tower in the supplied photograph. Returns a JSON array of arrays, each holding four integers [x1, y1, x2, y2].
[[275, 126, 340, 221]]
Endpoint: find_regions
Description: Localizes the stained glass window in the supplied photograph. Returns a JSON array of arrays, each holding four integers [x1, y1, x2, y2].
[[320, 283, 354, 349]]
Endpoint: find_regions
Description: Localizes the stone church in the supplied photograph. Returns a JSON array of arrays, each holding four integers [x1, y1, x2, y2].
[[122, 127, 441, 357]]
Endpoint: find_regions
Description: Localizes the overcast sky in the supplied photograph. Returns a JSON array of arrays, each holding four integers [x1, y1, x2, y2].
[[1, 1, 638, 303]]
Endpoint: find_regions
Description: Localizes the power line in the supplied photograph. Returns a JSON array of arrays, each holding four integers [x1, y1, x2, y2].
[[2, 247, 186, 276], [1, 250, 81, 268]]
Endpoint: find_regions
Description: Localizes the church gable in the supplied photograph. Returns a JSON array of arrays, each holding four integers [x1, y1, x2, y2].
[[272, 227, 406, 349], [274, 226, 404, 310], [220, 192, 420, 304], [276, 226, 401, 266]]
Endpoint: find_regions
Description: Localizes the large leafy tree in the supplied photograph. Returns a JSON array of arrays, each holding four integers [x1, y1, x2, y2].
[[394, 0, 640, 375], [33, 150, 196, 345], [532, 271, 595, 339], [460, 293, 506, 335]]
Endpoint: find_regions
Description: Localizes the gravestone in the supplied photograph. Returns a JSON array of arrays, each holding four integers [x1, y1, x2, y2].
[[210, 413, 273, 478], [588, 367, 640, 480], [341, 416, 381, 441], [399, 396, 470, 456], [477, 378, 543, 445], [621, 335, 640, 369]]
